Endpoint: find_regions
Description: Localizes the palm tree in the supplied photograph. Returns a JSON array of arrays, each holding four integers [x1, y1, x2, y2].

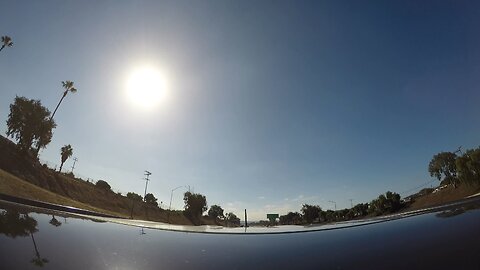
[[59, 144, 73, 172], [35, 80, 77, 157], [51, 80, 77, 120], [0, 36, 13, 52], [49, 215, 62, 227], [30, 233, 49, 267]]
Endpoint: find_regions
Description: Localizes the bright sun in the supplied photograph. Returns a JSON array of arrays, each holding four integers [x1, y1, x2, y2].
[[125, 66, 167, 110]]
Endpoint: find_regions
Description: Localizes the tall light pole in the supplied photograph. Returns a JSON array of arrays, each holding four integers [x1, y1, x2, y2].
[[168, 185, 186, 223], [349, 199, 353, 208], [70, 157, 78, 173], [328, 200, 337, 211], [143, 171, 152, 201]]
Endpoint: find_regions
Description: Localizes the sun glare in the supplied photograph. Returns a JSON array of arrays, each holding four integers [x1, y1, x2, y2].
[[125, 66, 167, 110]]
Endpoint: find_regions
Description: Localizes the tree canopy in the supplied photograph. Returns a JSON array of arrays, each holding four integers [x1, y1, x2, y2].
[[225, 212, 240, 226], [183, 192, 207, 219], [279, 212, 302, 225], [95, 180, 111, 191], [59, 144, 73, 172], [6, 96, 56, 153], [126, 192, 143, 202], [207, 205, 224, 219], [0, 35, 13, 52], [428, 152, 458, 186], [144, 193, 158, 207], [368, 191, 402, 216], [456, 147, 480, 185], [301, 204, 321, 223]]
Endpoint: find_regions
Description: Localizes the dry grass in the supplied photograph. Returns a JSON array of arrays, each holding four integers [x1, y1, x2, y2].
[[407, 183, 480, 211], [0, 169, 117, 215]]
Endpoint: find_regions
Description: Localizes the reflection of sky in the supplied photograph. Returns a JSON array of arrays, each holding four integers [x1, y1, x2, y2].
[[1, 1, 480, 220]]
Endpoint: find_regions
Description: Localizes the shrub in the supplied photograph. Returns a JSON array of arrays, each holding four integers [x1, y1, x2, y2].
[[95, 180, 111, 191]]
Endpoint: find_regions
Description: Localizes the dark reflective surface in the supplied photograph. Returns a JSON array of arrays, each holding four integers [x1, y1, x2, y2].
[[1, 199, 480, 269]]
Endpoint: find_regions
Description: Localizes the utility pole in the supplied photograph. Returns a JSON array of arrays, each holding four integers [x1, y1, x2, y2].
[[349, 199, 353, 208], [245, 209, 248, 228], [70, 157, 78, 173], [143, 171, 151, 200], [328, 200, 337, 211]]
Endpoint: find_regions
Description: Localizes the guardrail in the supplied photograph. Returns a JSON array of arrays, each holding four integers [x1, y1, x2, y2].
[[0, 193, 124, 219]]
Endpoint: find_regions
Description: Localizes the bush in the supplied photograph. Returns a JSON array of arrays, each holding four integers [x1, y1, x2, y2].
[[144, 193, 158, 207], [126, 192, 143, 202], [95, 180, 111, 191]]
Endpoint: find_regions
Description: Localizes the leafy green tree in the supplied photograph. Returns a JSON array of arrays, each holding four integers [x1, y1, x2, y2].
[[0, 35, 13, 52], [144, 193, 158, 207], [183, 191, 207, 219], [337, 209, 350, 221], [225, 212, 240, 226], [58, 144, 73, 172], [352, 203, 369, 217], [127, 192, 143, 201], [95, 180, 111, 191], [429, 152, 458, 187], [6, 96, 56, 153], [385, 191, 401, 212], [456, 147, 480, 185], [301, 204, 321, 224], [370, 194, 387, 215], [208, 205, 224, 219], [279, 212, 302, 225], [369, 191, 402, 216]]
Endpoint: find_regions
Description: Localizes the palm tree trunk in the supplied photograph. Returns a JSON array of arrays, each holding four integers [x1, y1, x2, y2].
[[51, 91, 67, 121], [59, 162, 64, 173], [31, 233, 40, 258], [35, 91, 67, 157]]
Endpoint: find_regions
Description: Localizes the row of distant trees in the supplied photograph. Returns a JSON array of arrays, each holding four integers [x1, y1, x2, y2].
[[279, 146, 480, 226], [181, 192, 240, 226], [279, 191, 403, 225], [124, 189, 240, 225]]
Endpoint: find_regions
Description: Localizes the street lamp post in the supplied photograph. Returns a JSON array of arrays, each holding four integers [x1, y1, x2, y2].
[[168, 185, 187, 223], [328, 200, 337, 211]]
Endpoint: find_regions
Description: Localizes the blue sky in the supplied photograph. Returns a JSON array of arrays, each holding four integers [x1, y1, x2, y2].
[[1, 0, 479, 220]]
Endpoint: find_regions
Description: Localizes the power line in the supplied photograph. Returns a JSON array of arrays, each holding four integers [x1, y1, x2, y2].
[[328, 200, 337, 211]]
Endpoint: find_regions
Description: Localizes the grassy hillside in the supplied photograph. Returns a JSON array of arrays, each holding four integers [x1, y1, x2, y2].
[[0, 169, 118, 215], [0, 135, 217, 225], [406, 183, 480, 211]]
